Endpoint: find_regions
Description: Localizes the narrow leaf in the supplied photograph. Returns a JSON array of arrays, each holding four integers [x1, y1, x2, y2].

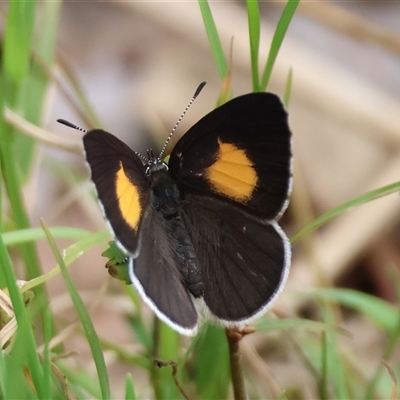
[[260, 0, 299, 90], [41, 219, 111, 400], [198, 0, 228, 79], [246, 0, 261, 91]]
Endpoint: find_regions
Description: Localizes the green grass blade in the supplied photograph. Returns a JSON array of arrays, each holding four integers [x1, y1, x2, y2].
[[41, 220, 111, 400], [99, 336, 151, 371], [7, 324, 39, 399], [125, 374, 137, 400], [283, 67, 293, 107], [193, 325, 230, 399], [59, 60, 104, 128], [0, 72, 5, 288], [0, 235, 44, 396], [151, 319, 182, 400], [278, 391, 287, 400], [0, 135, 42, 281], [198, 0, 228, 79], [3, 0, 36, 86], [41, 309, 53, 400], [0, 349, 8, 400], [2, 0, 61, 182], [12, 1, 61, 181], [20, 230, 109, 294], [319, 330, 328, 400], [363, 304, 400, 399], [256, 316, 348, 336], [308, 289, 398, 333], [260, 0, 299, 91], [320, 304, 349, 399], [128, 313, 152, 355], [0, 344, 7, 399], [1, 2, 52, 330], [2, 227, 90, 246], [57, 362, 103, 399], [246, 0, 261, 91], [291, 180, 400, 243]]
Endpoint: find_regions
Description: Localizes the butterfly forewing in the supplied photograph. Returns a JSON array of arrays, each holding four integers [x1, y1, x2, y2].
[[169, 93, 292, 221], [83, 130, 150, 255]]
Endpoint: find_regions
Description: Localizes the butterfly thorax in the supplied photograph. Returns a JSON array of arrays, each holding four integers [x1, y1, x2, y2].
[[149, 167, 180, 217], [148, 167, 204, 298]]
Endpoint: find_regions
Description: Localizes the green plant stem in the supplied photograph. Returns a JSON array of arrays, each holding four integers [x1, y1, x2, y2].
[[151, 316, 163, 400], [226, 328, 247, 400]]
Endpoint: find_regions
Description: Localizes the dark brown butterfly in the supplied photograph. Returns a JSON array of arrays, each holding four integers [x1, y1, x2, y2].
[[61, 84, 292, 336]]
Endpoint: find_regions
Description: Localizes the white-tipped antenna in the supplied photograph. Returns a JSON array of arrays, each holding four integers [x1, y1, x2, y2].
[[57, 119, 87, 133], [158, 81, 206, 161]]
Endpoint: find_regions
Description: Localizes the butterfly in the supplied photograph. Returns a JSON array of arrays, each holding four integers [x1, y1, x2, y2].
[[60, 83, 292, 336]]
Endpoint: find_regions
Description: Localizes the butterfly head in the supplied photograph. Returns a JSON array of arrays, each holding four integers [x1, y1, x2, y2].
[[144, 150, 169, 176]]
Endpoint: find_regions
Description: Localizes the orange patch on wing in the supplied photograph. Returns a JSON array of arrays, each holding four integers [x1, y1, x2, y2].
[[116, 162, 141, 230], [206, 139, 258, 202]]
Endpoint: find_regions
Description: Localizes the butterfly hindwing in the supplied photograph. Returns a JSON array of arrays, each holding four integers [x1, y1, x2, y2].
[[129, 208, 198, 334], [83, 130, 150, 255], [169, 93, 292, 220], [181, 195, 290, 322]]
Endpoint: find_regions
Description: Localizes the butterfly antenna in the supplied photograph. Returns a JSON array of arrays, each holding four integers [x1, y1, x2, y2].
[[158, 81, 206, 161], [57, 119, 87, 133], [135, 151, 148, 163]]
